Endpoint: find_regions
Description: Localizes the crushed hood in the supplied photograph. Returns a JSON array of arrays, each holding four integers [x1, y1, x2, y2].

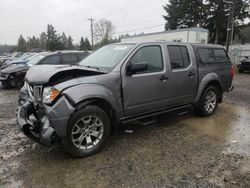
[[25, 64, 106, 85], [1, 64, 28, 74]]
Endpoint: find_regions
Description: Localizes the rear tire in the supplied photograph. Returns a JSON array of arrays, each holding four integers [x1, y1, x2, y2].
[[62, 105, 111, 157], [195, 86, 219, 117]]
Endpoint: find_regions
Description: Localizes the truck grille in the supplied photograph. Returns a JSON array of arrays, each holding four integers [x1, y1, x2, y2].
[[27, 83, 43, 103], [27, 83, 34, 100]]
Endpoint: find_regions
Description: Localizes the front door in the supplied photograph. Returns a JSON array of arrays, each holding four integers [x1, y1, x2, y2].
[[122, 44, 168, 116]]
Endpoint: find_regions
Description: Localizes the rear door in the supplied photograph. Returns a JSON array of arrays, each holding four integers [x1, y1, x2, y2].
[[162, 44, 198, 106], [61, 53, 71, 64], [70, 53, 79, 64]]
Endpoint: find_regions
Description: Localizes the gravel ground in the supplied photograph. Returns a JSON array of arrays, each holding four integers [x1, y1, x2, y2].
[[0, 74, 250, 188]]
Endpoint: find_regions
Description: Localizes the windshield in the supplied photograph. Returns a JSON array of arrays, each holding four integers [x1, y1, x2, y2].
[[79, 44, 134, 69], [20, 53, 34, 60], [27, 54, 46, 65]]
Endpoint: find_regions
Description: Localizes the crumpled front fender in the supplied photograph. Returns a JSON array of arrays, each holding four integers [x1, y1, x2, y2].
[[62, 84, 122, 120]]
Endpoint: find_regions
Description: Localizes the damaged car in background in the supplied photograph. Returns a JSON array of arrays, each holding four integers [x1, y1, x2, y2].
[[0, 52, 37, 70], [0, 51, 89, 88], [17, 42, 234, 157], [238, 56, 250, 73]]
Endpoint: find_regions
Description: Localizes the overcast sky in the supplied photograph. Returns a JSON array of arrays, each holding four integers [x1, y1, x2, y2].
[[0, 0, 167, 45]]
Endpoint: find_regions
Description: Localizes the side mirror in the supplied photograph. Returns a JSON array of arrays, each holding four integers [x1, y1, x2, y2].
[[126, 62, 148, 75]]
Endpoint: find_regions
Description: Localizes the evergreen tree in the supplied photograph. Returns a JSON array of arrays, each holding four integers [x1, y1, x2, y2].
[[46, 24, 63, 51], [79, 37, 86, 50], [66, 36, 74, 50], [27, 36, 40, 50], [163, 0, 184, 30], [61, 32, 68, 49], [39, 32, 47, 50], [207, 0, 250, 44], [85, 38, 91, 50], [163, 0, 250, 44], [17, 34, 27, 52]]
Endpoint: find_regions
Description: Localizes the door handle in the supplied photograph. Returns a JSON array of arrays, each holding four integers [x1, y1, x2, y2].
[[159, 75, 169, 81], [188, 72, 195, 78]]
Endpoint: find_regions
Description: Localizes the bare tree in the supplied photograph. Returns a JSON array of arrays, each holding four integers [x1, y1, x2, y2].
[[93, 18, 115, 44]]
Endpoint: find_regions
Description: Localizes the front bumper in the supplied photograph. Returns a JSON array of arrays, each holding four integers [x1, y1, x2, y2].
[[17, 95, 75, 146], [17, 101, 55, 146]]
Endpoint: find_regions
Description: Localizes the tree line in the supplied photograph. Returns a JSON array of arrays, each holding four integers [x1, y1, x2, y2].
[[163, 0, 250, 44], [15, 24, 92, 52], [14, 18, 119, 52]]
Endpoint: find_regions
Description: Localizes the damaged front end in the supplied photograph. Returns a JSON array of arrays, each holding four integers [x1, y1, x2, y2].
[[17, 101, 56, 146], [17, 82, 74, 146], [17, 65, 107, 146]]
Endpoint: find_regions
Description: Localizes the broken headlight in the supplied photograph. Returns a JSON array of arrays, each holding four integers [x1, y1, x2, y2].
[[42, 86, 60, 104]]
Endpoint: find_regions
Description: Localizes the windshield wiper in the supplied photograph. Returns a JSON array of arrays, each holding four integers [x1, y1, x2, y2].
[[82, 65, 100, 70]]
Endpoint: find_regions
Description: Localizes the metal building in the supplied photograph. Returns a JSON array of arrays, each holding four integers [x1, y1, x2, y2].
[[121, 27, 209, 44], [229, 44, 250, 64]]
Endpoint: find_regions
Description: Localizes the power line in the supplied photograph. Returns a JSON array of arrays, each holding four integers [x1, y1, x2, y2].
[[117, 17, 163, 29], [115, 24, 164, 35]]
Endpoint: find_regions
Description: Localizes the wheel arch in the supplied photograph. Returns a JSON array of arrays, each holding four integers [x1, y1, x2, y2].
[[194, 74, 223, 105], [74, 97, 118, 132], [62, 84, 122, 132]]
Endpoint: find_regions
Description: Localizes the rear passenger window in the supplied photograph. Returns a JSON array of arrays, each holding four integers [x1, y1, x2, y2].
[[130, 46, 163, 73], [198, 48, 215, 64], [41, 55, 60, 65], [167, 46, 190, 69], [70, 54, 79, 64], [61, 54, 71, 64], [214, 49, 229, 61], [180, 46, 191, 68]]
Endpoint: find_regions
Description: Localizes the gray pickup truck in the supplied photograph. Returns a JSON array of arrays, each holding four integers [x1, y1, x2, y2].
[[17, 42, 234, 157]]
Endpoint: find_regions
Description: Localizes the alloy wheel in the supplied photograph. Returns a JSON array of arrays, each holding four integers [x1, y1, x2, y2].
[[71, 115, 104, 150], [204, 90, 217, 113]]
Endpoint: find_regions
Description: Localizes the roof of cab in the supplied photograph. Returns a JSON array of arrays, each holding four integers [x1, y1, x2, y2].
[[35, 50, 89, 57], [116, 42, 224, 49]]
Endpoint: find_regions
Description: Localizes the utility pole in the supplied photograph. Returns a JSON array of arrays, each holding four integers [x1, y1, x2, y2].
[[230, 4, 235, 47], [87, 18, 94, 47], [226, 2, 233, 52]]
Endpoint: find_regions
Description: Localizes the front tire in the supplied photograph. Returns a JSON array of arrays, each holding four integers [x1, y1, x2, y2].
[[195, 86, 219, 117], [62, 105, 111, 157]]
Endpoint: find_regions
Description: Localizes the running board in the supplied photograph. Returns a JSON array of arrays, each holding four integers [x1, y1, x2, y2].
[[135, 117, 157, 126], [177, 110, 189, 116], [121, 104, 192, 124]]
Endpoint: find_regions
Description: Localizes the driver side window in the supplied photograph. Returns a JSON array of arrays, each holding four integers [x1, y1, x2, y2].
[[130, 46, 163, 73]]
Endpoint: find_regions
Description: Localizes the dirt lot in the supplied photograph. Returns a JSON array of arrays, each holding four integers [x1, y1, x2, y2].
[[0, 74, 250, 188]]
